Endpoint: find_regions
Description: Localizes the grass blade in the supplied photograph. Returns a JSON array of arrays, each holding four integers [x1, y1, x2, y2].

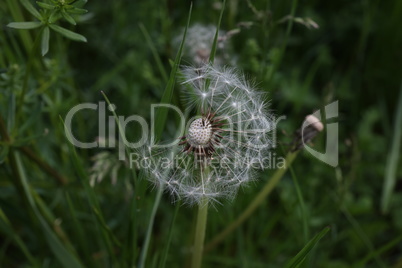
[[101, 88, 139, 266], [7, 0, 35, 52], [356, 233, 402, 267], [208, 0, 226, 64], [64, 192, 93, 266], [285, 226, 330, 268], [60, 116, 119, 264], [12, 151, 84, 268], [138, 187, 163, 268], [203, 0, 226, 93], [153, 3, 192, 140], [381, 85, 402, 213], [93, 207, 123, 248], [0, 208, 37, 266], [342, 206, 386, 267], [159, 200, 181, 268], [288, 158, 309, 243], [139, 23, 168, 83]]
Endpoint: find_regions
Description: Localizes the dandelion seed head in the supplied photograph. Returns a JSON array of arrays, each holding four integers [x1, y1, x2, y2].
[[173, 24, 239, 66], [141, 64, 274, 206], [187, 118, 213, 147]]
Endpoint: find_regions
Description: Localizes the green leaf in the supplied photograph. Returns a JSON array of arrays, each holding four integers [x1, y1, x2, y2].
[[285, 227, 330, 268], [49, 10, 61, 23], [73, 0, 87, 7], [20, 0, 42, 20], [49, 24, 87, 42], [61, 10, 76, 25], [36, 1, 54, 9], [41, 26, 50, 56], [68, 7, 88, 14], [7, 21, 42, 29]]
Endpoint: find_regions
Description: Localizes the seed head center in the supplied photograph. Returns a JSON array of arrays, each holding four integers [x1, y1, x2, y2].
[[187, 118, 212, 146]]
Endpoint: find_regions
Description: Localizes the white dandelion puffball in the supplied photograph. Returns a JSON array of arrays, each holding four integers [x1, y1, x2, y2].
[[141, 64, 274, 206], [174, 24, 232, 66]]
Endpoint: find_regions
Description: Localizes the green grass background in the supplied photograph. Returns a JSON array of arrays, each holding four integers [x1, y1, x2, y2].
[[0, 0, 401, 267]]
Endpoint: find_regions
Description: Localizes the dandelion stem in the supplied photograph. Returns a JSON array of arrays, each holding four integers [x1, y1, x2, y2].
[[204, 151, 298, 252], [192, 196, 208, 268]]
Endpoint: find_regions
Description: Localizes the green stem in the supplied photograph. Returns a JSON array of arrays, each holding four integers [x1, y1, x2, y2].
[[205, 151, 298, 252], [192, 196, 209, 268], [289, 162, 309, 243], [159, 200, 181, 268], [138, 186, 163, 268], [17, 27, 43, 124]]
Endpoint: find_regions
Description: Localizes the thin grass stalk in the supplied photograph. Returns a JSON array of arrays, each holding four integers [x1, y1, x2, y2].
[[288, 161, 309, 242], [139, 23, 168, 83], [342, 206, 386, 268], [381, 85, 402, 213], [159, 200, 181, 268], [138, 187, 163, 268]]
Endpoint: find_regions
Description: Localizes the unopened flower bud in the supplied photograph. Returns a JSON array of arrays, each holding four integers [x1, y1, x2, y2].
[[292, 114, 323, 152]]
